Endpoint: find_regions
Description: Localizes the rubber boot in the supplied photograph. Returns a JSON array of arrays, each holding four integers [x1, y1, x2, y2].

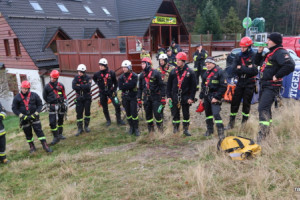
[[147, 123, 155, 134], [58, 126, 66, 140], [241, 115, 249, 124], [257, 124, 269, 144], [41, 140, 53, 153], [183, 123, 191, 136], [29, 142, 37, 153], [116, 114, 126, 126], [127, 119, 134, 135], [204, 118, 214, 136], [225, 116, 235, 130], [84, 118, 91, 133], [156, 122, 163, 133], [75, 121, 83, 136], [173, 123, 179, 134], [133, 120, 140, 136], [104, 111, 111, 127], [50, 130, 60, 146], [217, 124, 225, 140]]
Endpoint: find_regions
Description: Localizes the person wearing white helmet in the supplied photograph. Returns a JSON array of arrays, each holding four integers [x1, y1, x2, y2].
[[118, 60, 140, 136], [72, 64, 92, 136], [157, 53, 175, 119], [93, 58, 125, 126]]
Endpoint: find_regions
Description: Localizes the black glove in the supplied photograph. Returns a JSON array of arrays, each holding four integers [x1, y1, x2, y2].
[[31, 112, 39, 120], [19, 113, 28, 121]]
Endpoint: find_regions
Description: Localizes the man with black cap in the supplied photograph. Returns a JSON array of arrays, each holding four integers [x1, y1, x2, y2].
[[255, 32, 295, 143], [72, 64, 92, 136], [193, 44, 208, 89], [199, 57, 227, 139], [169, 41, 182, 56], [93, 58, 125, 126], [225, 37, 258, 130], [166, 48, 177, 67], [118, 60, 140, 136], [167, 52, 197, 136], [138, 57, 165, 133], [156, 44, 166, 60]]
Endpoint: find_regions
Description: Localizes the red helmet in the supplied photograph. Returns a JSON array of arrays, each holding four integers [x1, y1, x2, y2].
[[240, 37, 253, 47], [141, 57, 152, 64], [176, 52, 187, 61], [21, 80, 31, 89], [50, 70, 60, 78]]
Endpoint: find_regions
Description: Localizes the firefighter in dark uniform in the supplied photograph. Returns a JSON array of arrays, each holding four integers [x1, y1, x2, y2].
[[156, 44, 166, 60], [254, 32, 295, 143], [193, 44, 208, 89], [167, 48, 177, 67], [157, 53, 175, 119], [0, 102, 9, 163], [170, 41, 182, 56], [72, 64, 92, 136], [93, 58, 125, 126], [199, 57, 227, 139], [12, 81, 52, 153], [167, 52, 197, 136], [138, 57, 165, 133], [225, 37, 258, 130], [118, 60, 140, 136], [43, 70, 68, 145]]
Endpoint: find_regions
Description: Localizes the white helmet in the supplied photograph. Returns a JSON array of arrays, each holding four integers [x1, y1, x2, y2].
[[158, 54, 168, 60], [99, 58, 108, 66], [77, 64, 87, 71], [121, 60, 132, 71]]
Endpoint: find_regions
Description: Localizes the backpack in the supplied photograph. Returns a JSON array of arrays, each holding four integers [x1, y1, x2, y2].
[[217, 136, 261, 160], [224, 84, 236, 103]]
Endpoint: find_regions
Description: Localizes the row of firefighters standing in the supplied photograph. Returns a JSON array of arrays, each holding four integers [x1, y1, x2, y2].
[[0, 32, 295, 163]]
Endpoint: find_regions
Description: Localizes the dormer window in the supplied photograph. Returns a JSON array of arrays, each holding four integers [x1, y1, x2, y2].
[[57, 3, 69, 13], [101, 7, 111, 16], [84, 5, 94, 14], [30, 1, 44, 12]]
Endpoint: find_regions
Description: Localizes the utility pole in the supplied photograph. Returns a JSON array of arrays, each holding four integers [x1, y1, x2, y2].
[[246, 0, 250, 36]]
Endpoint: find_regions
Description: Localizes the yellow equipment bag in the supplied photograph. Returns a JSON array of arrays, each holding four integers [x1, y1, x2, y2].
[[217, 136, 261, 160]]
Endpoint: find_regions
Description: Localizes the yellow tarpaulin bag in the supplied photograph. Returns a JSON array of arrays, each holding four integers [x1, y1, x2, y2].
[[217, 136, 261, 160]]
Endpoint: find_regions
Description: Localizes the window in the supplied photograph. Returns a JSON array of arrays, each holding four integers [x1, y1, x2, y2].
[[29, 1, 43, 12], [101, 7, 111, 16], [57, 3, 69, 13], [14, 39, 21, 57], [84, 5, 94, 14], [7, 73, 18, 96], [4, 39, 11, 56]]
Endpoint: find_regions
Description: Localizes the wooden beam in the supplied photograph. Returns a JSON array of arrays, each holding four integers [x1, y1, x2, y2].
[[159, 26, 162, 45], [169, 26, 172, 45]]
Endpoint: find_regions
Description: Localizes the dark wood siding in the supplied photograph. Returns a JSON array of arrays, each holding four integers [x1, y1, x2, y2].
[[0, 16, 37, 70]]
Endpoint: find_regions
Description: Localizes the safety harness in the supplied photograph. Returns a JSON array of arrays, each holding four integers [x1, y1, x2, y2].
[[260, 47, 283, 86], [124, 73, 133, 83], [240, 57, 256, 82], [175, 67, 188, 107], [48, 83, 66, 100], [20, 92, 31, 113], [144, 70, 153, 91], [76, 75, 91, 97], [204, 67, 219, 95]]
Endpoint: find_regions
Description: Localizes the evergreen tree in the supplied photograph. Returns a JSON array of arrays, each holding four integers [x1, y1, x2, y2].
[[200, 0, 222, 35], [222, 7, 243, 33], [193, 10, 203, 34]]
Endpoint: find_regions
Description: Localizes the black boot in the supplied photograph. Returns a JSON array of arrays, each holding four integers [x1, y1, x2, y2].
[[241, 115, 249, 124], [173, 123, 179, 134], [147, 123, 155, 133], [58, 126, 66, 140], [84, 118, 91, 133], [128, 119, 134, 135], [225, 116, 235, 130], [75, 122, 83, 136], [41, 140, 53, 153], [257, 124, 269, 144], [156, 122, 163, 133], [217, 124, 225, 140], [50, 130, 60, 146], [204, 118, 214, 136], [133, 120, 140, 136], [104, 111, 111, 127], [28, 142, 37, 153], [183, 123, 192, 136]]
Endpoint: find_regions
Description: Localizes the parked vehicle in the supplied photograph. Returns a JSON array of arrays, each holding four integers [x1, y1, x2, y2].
[[283, 37, 300, 57]]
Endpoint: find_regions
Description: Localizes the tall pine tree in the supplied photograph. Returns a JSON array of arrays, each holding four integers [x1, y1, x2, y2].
[[193, 10, 203, 34], [222, 7, 243, 33], [200, 0, 222, 35]]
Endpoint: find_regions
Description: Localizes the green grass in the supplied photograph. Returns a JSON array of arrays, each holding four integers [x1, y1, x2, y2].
[[1, 100, 300, 199]]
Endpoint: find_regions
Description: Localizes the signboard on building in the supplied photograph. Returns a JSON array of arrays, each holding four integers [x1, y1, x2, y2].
[[152, 16, 177, 25]]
